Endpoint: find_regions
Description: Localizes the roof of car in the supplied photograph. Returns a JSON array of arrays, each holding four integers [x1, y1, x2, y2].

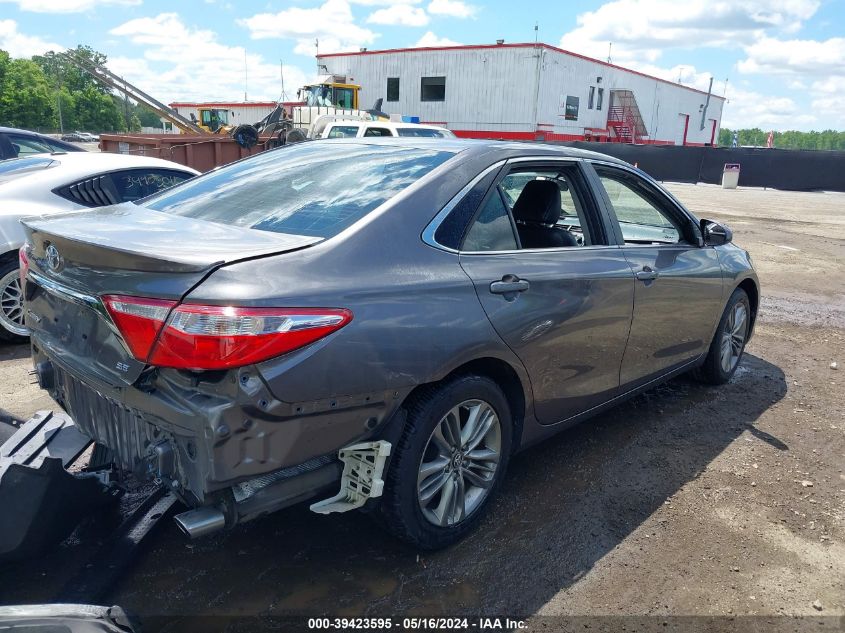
[[2, 151, 199, 172], [316, 137, 631, 166]]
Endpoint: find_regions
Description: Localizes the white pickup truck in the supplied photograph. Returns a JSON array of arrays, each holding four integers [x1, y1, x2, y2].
[[316, 120, 455, 140]]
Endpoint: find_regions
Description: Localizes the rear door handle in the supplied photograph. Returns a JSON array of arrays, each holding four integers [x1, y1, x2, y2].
[[635, 266, 659, 282], [490, 276, 530, 296]]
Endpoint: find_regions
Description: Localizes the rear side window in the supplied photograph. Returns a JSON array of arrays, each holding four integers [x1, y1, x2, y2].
[[54, 168, 193, 207], [144, 143, 455, 238], [462, 190, 517, 251], [396, 128, 453, 138], [363, 127, 393, 137], [327, 125, 359, 138], [111, 169, 194, 202]]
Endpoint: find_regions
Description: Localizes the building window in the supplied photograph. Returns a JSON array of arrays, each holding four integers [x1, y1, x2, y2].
[[588, 86, 595, 109], [421, 76, 446, 102], [387, 77, 400, 102], [565, 95, 580, 120], [596, 88, 604, 111]]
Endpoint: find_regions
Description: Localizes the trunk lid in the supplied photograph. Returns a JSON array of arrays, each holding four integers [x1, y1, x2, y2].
[[22, 204, 321, 387]]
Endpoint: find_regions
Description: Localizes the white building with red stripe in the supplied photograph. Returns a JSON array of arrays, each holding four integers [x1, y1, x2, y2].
[[318, 43, 724, 146]]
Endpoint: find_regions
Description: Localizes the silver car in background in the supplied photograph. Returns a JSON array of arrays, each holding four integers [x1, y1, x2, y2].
[[0, 152, 197, 341]]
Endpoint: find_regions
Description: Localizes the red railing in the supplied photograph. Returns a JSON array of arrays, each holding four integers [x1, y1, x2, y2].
[[607, 106, 640, 144]]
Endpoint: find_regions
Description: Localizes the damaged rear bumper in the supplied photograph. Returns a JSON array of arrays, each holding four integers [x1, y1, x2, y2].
[[30, 345, 399, 532]]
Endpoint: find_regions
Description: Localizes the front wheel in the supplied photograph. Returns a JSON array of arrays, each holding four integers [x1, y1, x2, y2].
[[379, 375, 512, 549], [694, 287, 751, 384]]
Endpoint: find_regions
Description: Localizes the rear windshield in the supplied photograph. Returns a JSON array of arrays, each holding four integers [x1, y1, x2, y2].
[[143, 143, 454, 238], [0, 156, 58, 184], [396, 127, 454, 138]]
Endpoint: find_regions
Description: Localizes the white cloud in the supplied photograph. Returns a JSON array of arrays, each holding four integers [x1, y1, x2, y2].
[[0, 0, 138, 12], [350, 0, 420, 4], [108, 13, 310, 104], [738, 36, 845, 76], [427, 0, 476, 18], [367, 4, 429, 26], [559, 0, 819, 64], [238, 0, 377, 56], [0, 19, 62, 57], [721, 85, 817, 130], [413, 31, 461, 47]]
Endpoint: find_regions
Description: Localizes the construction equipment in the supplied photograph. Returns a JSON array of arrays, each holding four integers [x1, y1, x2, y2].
[[60, 50, 291, 148]]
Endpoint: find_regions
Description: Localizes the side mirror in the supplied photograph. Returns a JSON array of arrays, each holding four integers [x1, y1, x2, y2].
[[701, 219, 733, 246]]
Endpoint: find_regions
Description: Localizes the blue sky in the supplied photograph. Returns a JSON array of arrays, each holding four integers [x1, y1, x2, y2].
[[1, 0, 843, 131]]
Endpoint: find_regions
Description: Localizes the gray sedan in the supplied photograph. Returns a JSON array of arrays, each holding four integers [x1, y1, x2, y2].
[[21, 139, 758, 549]]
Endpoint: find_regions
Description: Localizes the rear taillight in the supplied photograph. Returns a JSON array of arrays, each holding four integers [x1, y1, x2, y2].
[[103, 295, 352, 370], [18, 246, 29, 285], [103, 295, 177, 361]]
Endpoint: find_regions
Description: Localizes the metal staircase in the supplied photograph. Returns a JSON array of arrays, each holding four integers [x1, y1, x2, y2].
[[606, 90, 648, 144]]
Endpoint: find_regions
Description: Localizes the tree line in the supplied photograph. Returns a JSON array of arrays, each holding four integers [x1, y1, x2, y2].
[[0, 45, 162, 133], [718, 127, 845, 151]]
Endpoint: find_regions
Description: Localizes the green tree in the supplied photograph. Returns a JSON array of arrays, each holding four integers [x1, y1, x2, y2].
[[0, 57, 55, 129], [135, 105, 162, 128], [719, 127, 845, 150]]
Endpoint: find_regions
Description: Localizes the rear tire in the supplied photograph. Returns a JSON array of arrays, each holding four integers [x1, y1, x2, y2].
[[0, 259, 27, 344], [694, 288, 750, 385], [379, 375, 512, 550]]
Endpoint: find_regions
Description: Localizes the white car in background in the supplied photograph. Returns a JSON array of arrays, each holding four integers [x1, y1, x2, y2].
[[0, 152, 198, 341], [317, 120, 456, 139]]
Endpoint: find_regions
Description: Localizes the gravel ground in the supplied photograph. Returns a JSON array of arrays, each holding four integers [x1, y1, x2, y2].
[[0, 183, 842, 630]]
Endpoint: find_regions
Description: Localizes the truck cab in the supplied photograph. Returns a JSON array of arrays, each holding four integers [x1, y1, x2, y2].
[[299, 80, 359, 110], [197, 108, 231, 133]]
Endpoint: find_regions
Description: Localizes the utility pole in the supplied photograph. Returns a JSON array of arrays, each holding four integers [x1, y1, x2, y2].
[[607, 42, 612, 64], [54, 56, 64, 133], [534, 21, 538, 43]]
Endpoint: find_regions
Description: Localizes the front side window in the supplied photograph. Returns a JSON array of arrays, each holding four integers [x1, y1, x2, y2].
[[595, 169, 684, 244], [387, 77, 400, 102], [421, 76, 446, 102], [7, 134, 53, 157], [327, 125, 359, 138], [334, 88, 355, 109], [144, 143, 455, 238]]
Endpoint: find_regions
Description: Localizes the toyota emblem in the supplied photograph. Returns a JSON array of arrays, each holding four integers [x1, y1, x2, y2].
[[45, 244, 63, 272]]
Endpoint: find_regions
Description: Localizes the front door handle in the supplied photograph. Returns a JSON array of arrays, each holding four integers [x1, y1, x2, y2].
[[635, 266, 659, 282], [490, 275, 530, 296]]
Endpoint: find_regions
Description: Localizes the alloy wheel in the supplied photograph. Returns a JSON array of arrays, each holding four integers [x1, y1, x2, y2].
[[720, 301, 747, 374], [0, 269, 27, 337], [417, 399, 502, 527]]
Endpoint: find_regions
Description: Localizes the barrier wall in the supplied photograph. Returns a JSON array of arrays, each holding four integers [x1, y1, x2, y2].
[[562, 142, 845, 192]]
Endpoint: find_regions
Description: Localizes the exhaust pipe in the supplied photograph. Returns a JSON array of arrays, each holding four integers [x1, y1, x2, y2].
[[173, 507, 226, 539]]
